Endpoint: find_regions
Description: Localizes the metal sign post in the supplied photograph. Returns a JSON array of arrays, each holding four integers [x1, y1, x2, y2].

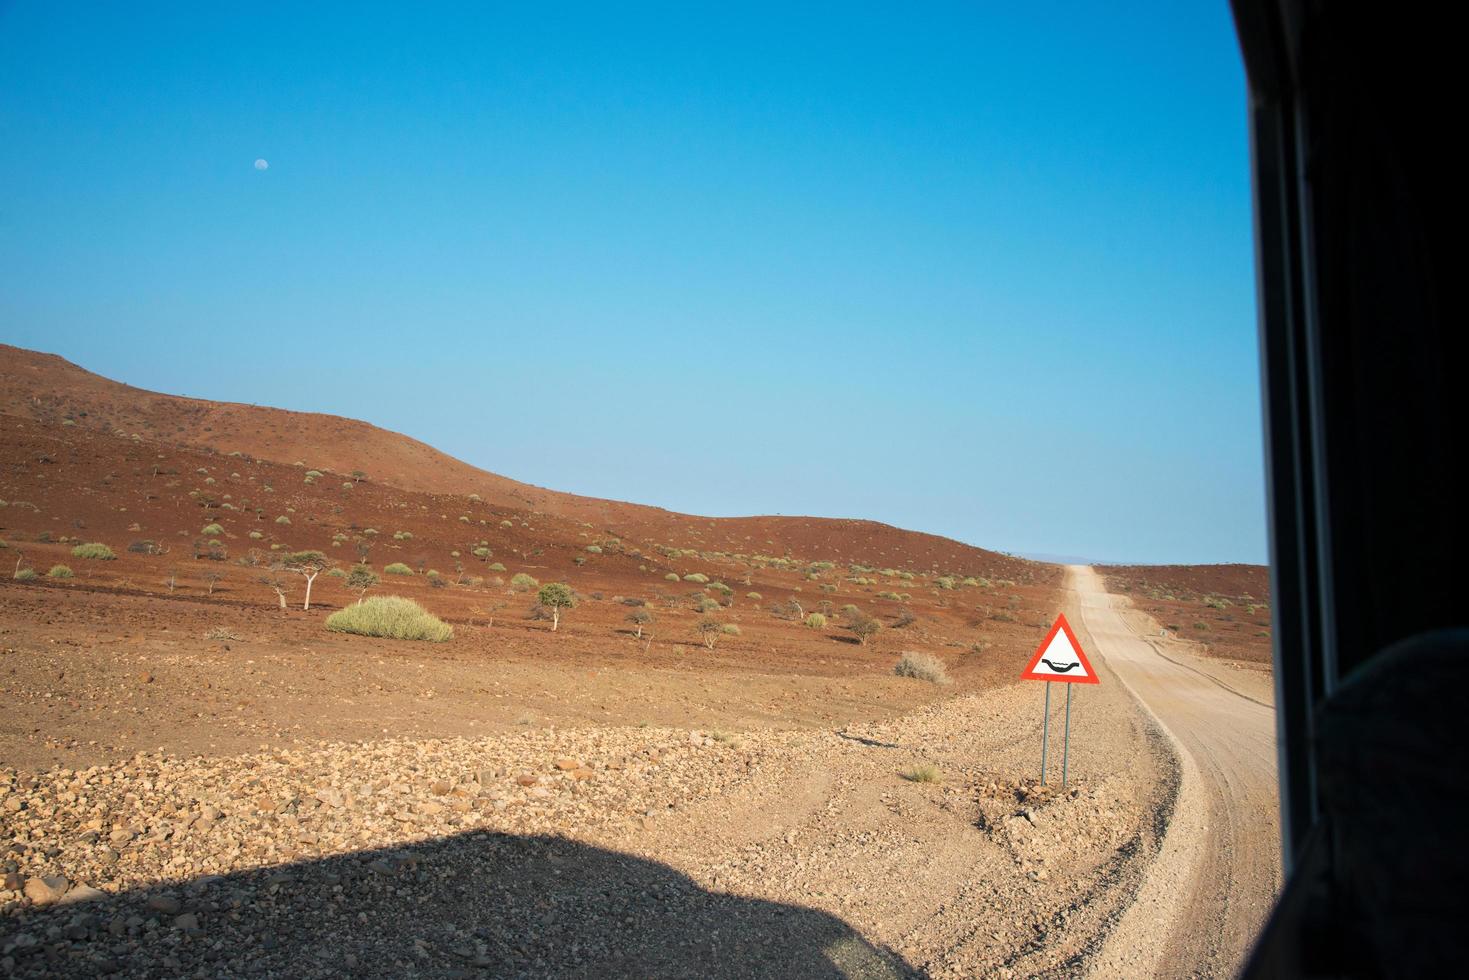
[[1040, 681, 1051, 783], [1061, 684, 1073, 785], [1021, 613, 1099, 787]]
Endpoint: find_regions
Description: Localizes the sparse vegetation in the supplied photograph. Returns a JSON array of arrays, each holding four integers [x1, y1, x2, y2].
[[536, 583, 577, 631], [275, 516, 291, 525], [47, 564, 74, 578], [384, 562, 414, 575], [510, 572, 539, 592], [325, 596, 452, 642], [683, 573, 709, 584], [804, 612, 827, 630], [902, 764, 941, 783], [70, 543, 115, 560], [277, 550, 331, 610], [695, 617, 724, 650], [895, 651, 950, 684], [13, 568, 38, 582], [846, 613, 882, 646], [627, 608, 654, 637], [201, 523, 224, 536], [346, 564, 379, 603]]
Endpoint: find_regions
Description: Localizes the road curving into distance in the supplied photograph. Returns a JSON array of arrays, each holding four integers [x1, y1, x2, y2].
[[1071, 564, 1282, 979]]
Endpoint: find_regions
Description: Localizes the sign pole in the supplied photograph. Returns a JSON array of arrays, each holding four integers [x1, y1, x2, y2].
[[1040, 681, 1051, 783], [1021, 613, 1098, 788], [1062, 683, 1073, 786]]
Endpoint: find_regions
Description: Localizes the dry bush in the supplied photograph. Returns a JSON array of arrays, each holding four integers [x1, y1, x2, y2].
[[902, 764, 941, 783], [894, 651, 950, 684]]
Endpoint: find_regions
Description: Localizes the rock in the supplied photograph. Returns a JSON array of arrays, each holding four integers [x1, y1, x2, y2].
[[174, 912, 200, 931], [139, 672, 154, 684], [571, 768, 595, 781], [146, 894, 182, 915], [431, 780, 452, 795], [416, 800, 444, 816], [23, 875, 70, 905], [314, 788, 343, 808], [554, 758, 582, 772], [2, 872, 22, 892], [515, 775, 538, 787], [59, 883, 106, 905]]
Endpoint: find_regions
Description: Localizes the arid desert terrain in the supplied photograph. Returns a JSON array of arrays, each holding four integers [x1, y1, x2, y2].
[[1, 344, 1277, 977]]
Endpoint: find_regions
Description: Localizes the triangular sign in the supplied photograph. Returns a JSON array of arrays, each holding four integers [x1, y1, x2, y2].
[[1020, 613, 1099, 684]]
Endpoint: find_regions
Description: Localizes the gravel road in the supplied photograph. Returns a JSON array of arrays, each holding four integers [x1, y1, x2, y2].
[[1072, 565, 1281, 978]]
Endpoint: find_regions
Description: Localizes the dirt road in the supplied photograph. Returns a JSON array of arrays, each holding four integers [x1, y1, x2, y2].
[[1071, 565, 1281, 978]]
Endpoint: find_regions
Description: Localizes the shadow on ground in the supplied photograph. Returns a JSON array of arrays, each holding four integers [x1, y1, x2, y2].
[[1, 831, 919, 978]]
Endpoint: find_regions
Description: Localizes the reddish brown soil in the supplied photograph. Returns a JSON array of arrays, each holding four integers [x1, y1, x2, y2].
[[1, 387, 1061, 773], [1099, 563, 1274, 664]]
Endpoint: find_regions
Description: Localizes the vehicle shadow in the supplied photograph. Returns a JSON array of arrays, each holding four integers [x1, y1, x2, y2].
[[1, 830, 919, 979]]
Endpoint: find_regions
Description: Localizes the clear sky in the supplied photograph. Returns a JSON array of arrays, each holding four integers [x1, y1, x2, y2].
[[0, 2, 1263, 565]]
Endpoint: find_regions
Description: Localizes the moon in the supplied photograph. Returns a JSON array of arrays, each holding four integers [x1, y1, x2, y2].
[[253, 159, 269, 171]]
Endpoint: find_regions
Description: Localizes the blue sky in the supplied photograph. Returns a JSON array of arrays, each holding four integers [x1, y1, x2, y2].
[[0, 2, 1262, 564]]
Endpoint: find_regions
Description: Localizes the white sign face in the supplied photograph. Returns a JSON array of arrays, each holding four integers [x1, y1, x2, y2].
[[1028, 626, 1092, 679]]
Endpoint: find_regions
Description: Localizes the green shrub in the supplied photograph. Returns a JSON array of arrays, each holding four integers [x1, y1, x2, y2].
[[327, 567, 347, 578], [746, 591, 762, 600], [935, 576, 957, 590], [894, 651, 950, 684], [393, 531, 413, 541], [721, 623, 741, 635], [70, 543, 116, 560], [201, 523, 224, 536], [472, 547, 492, 559], [384, 562, 414, 575], [325, 596, 452, 642], [694, 597, 721, 613], [510, 572, 539, 591], [487, 562, 507, 572], [664, 572, 680, 581], [13, 568, 37, 581], [683, 573, 709, 584], [804, 613, 827, 629], [248, 530, 264, 540], [275, 516, 291, 525], [708, 582, 733, 596], [585, 545, 602, 554], [47, 564, 74, 579]]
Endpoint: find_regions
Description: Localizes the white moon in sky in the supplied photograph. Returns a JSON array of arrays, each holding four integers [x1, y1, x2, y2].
[[253, 159, 269, 171]]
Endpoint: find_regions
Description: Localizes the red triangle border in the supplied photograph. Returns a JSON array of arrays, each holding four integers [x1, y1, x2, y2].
[[1020, 612, 1100, 684]]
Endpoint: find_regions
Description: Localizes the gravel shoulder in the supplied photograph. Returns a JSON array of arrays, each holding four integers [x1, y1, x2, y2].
[[2, 637, 1180, 978]]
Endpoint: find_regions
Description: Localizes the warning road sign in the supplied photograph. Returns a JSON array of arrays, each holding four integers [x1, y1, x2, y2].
[[1021, 613, 1099, 684]]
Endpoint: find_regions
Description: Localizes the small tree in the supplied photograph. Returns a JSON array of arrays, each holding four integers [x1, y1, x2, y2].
[[627, 608, 654, 638], [203, 569, 224, 596], [346, 564, 379, 604], [536, 582, 576, 631], [278, 550, 331, 610], [695, 617, 723, 650], [847, 613, 882, 646], [259, 571, 288, 610], [354, 538, 374, 564]]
